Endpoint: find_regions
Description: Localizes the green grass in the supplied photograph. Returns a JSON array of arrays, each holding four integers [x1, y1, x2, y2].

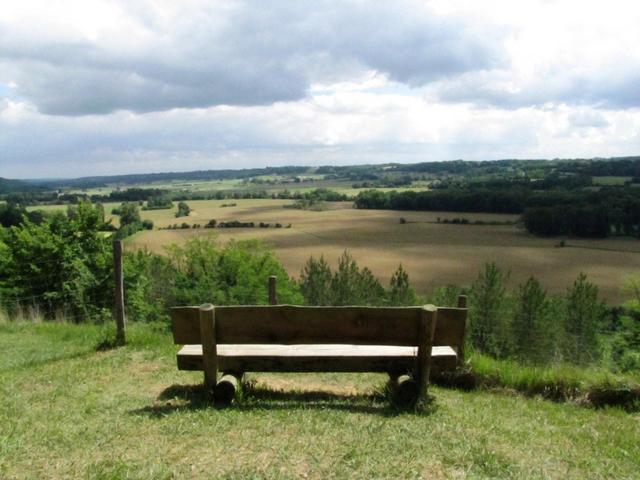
[[1, 322, 639, 478], [591, 176, 632, 186], [466, 354, 640, 408]]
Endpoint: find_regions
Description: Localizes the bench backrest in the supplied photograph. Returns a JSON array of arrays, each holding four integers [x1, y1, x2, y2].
[[433, 307, 467, 359], [171, 305, 437, 346]]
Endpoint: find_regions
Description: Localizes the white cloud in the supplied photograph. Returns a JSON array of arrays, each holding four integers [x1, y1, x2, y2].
[[0, 0, 504, 115], [0, 0, 639, 178]]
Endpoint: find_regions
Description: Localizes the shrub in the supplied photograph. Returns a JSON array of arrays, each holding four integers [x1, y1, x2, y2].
[[175, 201, 191, 218]]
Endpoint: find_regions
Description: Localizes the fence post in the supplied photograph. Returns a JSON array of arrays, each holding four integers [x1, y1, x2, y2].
[[457, 294, 467, 309], [113, 240, 126, 345], [457, 294, 468, 363], [268, 275, 278, 305]]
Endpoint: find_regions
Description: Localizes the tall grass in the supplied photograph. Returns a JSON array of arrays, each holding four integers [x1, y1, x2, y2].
[[0, 304, 45, 323], [462, 353, 640, 410]]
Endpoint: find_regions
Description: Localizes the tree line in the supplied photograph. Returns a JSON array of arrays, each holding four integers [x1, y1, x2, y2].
[[354, 187, 640, 237]]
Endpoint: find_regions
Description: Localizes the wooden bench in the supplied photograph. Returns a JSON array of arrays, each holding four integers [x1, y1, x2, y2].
[[170, 299, 467, 404]]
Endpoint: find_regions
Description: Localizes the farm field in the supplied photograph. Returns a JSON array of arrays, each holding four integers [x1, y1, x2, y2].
[[65, 176, 428, 198], [1, 321, 638, 479], [120, 199, 640, 304]]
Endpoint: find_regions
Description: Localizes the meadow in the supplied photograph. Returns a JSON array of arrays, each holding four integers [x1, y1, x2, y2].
[[66, 175, 428, 199], [1, 321, 638, 479], [111, 199, 640, 304]]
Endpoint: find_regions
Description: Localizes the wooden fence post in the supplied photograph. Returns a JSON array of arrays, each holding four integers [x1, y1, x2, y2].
[[268, 275, 278, 305], [457, 294, 467, 309], [457, 294, 468, 363], [113, 240, 126, 345]]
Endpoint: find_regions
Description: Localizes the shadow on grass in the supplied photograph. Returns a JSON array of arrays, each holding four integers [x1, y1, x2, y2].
[[131, 382, 437, 418]]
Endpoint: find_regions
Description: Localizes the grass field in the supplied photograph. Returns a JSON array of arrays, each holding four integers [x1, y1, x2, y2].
[[591, 176, 633, 186], [1, 321, 638, 479], [118, 199, 640, 304], [64, 176, 430, 198]]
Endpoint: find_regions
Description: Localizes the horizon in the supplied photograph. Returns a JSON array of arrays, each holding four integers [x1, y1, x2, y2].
[[6, 155, 639, 182]]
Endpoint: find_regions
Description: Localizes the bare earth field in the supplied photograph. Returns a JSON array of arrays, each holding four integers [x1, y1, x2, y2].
[[123, 199, 640, 304]]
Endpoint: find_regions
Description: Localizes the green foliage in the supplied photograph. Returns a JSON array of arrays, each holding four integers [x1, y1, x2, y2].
[[330, 251, 385, 306], [511, 277, 559, 364], [563, 273, 604, 364], [118, 202, 141, 227], [166, 238, 302, 306], [299, 251, 392, 306], [469, 263, 511, 358], [175, 201, 191, 218], [123, 250, 175, 324], [0, 201, 112, 321], [612, 277, 640, 371], [114, 202, 150, 239], [299, 255, 333, 305], [0, 202, 27, 227], [430, 284, 464, 307], [387, 264, 418, 306], [143, 196, 173, 210]]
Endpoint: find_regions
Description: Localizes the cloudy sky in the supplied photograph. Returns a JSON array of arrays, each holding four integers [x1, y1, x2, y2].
[[1, 0, 640, 178]]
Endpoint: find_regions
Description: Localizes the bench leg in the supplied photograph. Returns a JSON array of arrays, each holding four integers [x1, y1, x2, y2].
[[416, 307, 437, 401], [215, 371, 243, 404], [199, 304, 217, 396]]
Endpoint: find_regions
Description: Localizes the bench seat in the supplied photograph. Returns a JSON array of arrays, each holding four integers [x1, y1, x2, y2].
[[177, 344, 458, 374]]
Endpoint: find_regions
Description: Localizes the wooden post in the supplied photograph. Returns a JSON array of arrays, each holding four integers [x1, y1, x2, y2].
[[215, 372, 242, 404], [457, 294, 468, 363], [199, 304, 217, 395], [416, 305, 437, 400], [457, 294, 468, 309], [268, 275, 278, 305], [395, 374, 419, 405], [113, 240, 126, 345]]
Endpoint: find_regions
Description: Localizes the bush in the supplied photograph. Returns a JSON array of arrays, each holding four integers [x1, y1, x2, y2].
[[175, 201, 191, 218], [166, 238, 303, 306], [0, 201, 112, 321]]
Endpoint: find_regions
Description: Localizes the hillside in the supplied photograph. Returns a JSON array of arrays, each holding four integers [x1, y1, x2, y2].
[[0, 177, 44, 194], [1, 322, 638, 479]]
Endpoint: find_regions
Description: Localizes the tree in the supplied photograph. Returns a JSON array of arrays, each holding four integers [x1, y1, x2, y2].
[[118, 202, 141, 227], [511, 276, 555, 363], [144, 196, 173, 210], [469, 263, 510, 357], [167, 238, 303, 306], [176, 201, 191, 218], [299, 255, 333, 305], [0, 202, 27, 227], [387, 264, 417, 306], [611, 277, 640, 371], [1, 201, 112, 321], [430, 284, 464, 308], [330, 250, 385, 306], [563, 273, 603, 364]]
